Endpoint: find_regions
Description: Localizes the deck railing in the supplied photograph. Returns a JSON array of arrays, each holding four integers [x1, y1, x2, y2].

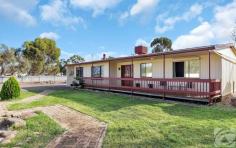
[[82, 77, 221, 101]]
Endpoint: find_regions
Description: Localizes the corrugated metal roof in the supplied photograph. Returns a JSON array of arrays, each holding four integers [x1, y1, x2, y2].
[[66, 43, 234, 66]]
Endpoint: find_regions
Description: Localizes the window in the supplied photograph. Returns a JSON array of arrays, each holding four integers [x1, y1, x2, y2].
[[76, 67, 83, 78], [140, 63, 152, 77], [188, 59, 200, 78], [173, 62, 184, 77], [91, 66, 103, 77], [173, 59, 200, 78]]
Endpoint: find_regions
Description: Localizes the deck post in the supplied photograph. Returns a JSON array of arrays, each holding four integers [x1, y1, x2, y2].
[[208, 50, 213, 104], [108, 60, 110, 91], [131, 56, 134, 95], [163, 54, 166, 99], [92, 62, 94, 90]]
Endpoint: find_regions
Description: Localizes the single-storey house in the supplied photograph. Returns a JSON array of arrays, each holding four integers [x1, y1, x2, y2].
[[66, 43, 236, 103]]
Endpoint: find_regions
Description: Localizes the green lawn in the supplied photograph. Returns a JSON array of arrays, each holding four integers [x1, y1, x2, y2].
[[16, 90, 38, 100], [8, 90, 236, 147], [0, 90, 37, 101], [0, 112, 64, 148]]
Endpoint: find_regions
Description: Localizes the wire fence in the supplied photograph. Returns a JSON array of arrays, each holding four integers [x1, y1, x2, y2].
[[0, 76, 67, 84]]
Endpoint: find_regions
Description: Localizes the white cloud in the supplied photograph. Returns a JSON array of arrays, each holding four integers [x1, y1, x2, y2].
[[119, 0, 159, 23], [172, 22, 214, 49], [61, 50, 76, 59], [173, 0, 236, 49], [40, 0, 85, 29], [70, 0, 121, 17], [130, 0, 158, 16], [0, 0, 37, 26], [135, 38, 149, 47], [39, 32, 60, 40], [84, 51, 117, 61], [156, 3, 203, 33], [119, 11, 129, 24]]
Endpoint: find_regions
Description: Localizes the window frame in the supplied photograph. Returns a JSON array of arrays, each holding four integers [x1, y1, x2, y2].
[[173, 59, 200, 78], [140, 63, 153, 78], [91, 66, 103, 78], [76, 67, 83, 78]]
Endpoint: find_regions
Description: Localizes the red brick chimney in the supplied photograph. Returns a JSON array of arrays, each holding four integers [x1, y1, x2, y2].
[[135, 46, 148, 55]]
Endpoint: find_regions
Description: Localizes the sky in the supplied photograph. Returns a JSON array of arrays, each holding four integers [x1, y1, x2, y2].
[[0, 0, 236, 61]]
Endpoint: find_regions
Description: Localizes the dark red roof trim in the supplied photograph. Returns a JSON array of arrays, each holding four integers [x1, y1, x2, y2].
[[66, 43, 234, 66]]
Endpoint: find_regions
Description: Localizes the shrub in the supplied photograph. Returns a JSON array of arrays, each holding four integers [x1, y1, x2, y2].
[[1, 77, 21, 100]]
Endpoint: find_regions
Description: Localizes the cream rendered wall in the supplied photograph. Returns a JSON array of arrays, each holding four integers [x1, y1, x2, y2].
[[67, 52, 224, 87], [218, 48, 236, 96], [74, 62, 109, 78], [109, 62, 117, 77], [199, 53, 221, 79], [81, 64, 92, 77], [115, 59, 163, 78], [221, 59, 236, 96], [165, 58, 173, 78]]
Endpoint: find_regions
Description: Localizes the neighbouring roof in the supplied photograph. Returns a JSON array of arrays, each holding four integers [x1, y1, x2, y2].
[[66, 43, 235, 66]]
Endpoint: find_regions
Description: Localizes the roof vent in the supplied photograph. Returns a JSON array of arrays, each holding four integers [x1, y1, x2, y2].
[[135, 46, 148, 55]]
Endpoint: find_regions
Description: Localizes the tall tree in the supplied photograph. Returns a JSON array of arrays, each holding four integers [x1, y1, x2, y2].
[[150, 37, 172, 53], [0, 44, 17, 75], [67, 55, 85, 64], [59, 59, 67, 75], [59, 55, 85, 75], [15, 48, 31, 75], [23, 38, 61, 75]]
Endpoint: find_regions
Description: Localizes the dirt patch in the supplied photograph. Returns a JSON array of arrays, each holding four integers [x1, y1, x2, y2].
[[17, 90, 55, 104], [0, 119, 14, 130]]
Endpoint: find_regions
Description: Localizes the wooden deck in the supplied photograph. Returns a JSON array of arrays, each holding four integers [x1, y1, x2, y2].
[[82, 77, 221, 103]]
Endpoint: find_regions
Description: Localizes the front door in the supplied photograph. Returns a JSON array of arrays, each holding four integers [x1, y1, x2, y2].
[[121, 65, 133, 86]]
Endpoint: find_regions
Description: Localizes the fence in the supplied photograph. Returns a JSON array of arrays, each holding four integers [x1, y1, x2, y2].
[[0, 76, 67, 84]]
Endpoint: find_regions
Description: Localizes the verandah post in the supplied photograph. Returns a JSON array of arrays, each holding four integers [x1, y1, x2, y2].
[[163, 54, 166, 99], [208, 50, 213, 104], [108, 60, 110, 91], [92, 62, 94, 90], [131, 56, 134, 95]]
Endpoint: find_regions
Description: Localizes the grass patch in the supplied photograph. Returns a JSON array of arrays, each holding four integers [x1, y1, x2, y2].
[[0, 90, 37, 101], [0, 112, 64, 148], [8, 89, 236, 147], [16, 90, 37, 100]]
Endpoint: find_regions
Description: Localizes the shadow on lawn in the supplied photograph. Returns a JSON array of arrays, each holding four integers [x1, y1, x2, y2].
[[46, 89, 236, 120], [21, 83, 70, 93]]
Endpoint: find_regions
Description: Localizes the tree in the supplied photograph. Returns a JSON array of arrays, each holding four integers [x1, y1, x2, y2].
[[15, 48, 31, 75], [59, 55, 85, 75], [59, 59, 67, 75], [150, 37, 172, 53], [0, 44, 17, 75], [67, 55, 84, 64], [1, 77, 20, 100], [23, 38, 61, 75]]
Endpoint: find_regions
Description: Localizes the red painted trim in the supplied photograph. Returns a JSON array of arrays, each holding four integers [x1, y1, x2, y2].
[[66, 43, 233, 67], [82, 77, 221, 100]]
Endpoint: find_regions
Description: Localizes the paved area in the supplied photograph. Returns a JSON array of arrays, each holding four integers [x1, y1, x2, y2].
[[0, 90, 107, 148], [44, 105, 107, 148]]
